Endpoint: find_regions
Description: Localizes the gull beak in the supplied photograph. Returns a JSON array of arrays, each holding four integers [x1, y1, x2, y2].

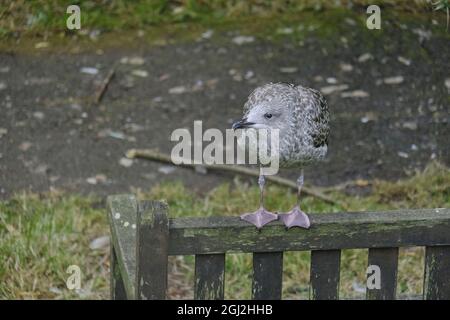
[[232, 118, 255, 130]]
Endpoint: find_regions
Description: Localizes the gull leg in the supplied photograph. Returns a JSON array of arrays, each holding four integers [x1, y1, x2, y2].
[[240, 173, 278, 229], [279, 169, 311, 229]]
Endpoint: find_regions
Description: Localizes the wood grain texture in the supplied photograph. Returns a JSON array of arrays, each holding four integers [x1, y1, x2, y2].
[[107, 194, 138, 299], [110, 246, 127, 300], [423, 246, 450, 300], [252, 252, 283, 300], [366, 247, 398, 300], [194, 254, 225, 300], [168, 208, 450, 255], [310, 250, 341, 300], [136, 200, 169, 300]]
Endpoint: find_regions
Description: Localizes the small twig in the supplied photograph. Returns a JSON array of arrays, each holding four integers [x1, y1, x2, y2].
[[94, 65, 116, 104], [126, 148, 343, 207]]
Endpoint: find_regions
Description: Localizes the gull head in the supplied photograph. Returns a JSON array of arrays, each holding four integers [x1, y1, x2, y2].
[[232, 97, 290, 133]]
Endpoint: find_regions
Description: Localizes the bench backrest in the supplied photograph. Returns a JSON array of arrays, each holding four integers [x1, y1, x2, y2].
[[108, 195, 450, 300]]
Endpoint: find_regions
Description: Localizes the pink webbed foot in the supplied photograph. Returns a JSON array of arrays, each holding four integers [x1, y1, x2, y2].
[[279, 206, 311, 229], [240, 207, 278, 229]]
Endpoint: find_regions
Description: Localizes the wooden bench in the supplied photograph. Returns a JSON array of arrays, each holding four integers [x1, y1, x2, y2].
[[107, 194, 450, 300]]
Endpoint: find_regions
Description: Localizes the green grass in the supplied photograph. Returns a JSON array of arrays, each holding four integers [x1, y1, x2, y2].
[[0, 0, 438, 39], [0, 161, 449, 299]]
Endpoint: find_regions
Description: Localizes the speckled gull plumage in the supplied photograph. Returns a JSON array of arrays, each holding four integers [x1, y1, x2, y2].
[[243, 82, 330, 169]]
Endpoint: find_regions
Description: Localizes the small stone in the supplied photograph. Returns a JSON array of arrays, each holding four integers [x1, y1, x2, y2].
[[131, 224, 136, 229], [98, 129, 126, 140], [121, 56, 145, 65], [279, 67, 298, 73], [114, 213, 121, 219], [124, 123, 145, 133], [412, 28, 431, 42], [131, 69, 148, 78], [244, 70, 254, 80], [89, 236, 109, 250], [232, 35, 255, 45], [128, 57, 145, 65], [352, 282, 366, 294], [402, 121, 418, 130], [326, 77, 338, 84], [341, 90, 370, 98], [24, 77, 52, 86], [158, 165, 176, 175], [206, 78, 219, 88], [360, 112, 378, 123], [80, 67, 99, 75], [194, 165, 208, 175], [339, 63, 353, 72], [384, 76, 404, 85], [95, 174, 107, 183], [169, 86, 188, 94], [397, 151, 409, 158], [35, 42, 49, 49], [355, 179, 369, 187], [320, 85, 349, 95], [313, 76, 324, 82], [124, 221, 130, 227], [0, 82, 6, 90], [86, 177, 98, 185], [19, 141, 32, 151], [445, 79, 450, 91], [159, 73, 170, 81], [411, 144, 419, 151], [397, 56, 411, 66], [345, 18, 356, 26], [119, 158, 133, 167], [0, 66, 10, 73], [34, 164, 49, 175], [0, 128, 7, 138], [277, 27, 293, 34], [33, 111, 45, 120], [49, 287, 63, 295], [358, 53, 373, 63], [201, 30, 214, 39]]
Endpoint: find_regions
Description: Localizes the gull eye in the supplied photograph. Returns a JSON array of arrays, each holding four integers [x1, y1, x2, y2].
[[264, 113, 273, 119]]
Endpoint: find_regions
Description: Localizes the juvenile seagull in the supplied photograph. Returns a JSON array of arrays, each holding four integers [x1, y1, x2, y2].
[[232, 83, 330, 229]]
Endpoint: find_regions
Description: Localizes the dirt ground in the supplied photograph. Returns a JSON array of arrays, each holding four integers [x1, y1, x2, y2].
[[0, 13, 449, 199]]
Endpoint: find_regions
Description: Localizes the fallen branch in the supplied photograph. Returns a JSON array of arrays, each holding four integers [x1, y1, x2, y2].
[[126, 148, 342, 207], [94, 65, 116, 104]]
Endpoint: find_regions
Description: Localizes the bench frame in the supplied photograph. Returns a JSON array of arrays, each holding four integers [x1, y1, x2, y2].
[[107, 194, 450, 300]]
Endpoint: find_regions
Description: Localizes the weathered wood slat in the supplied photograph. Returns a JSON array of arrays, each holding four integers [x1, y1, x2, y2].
[[310, 250, 341, 300], [168, 208, 450, 255], [136, 200, 169, 300], [366, 247, 399, 300], [110, 246, 127, 300], [107, 194, 138, 299], [252, 252, 283, 300], [423, 245, 450, 300], [194, 254, 225, 300]]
